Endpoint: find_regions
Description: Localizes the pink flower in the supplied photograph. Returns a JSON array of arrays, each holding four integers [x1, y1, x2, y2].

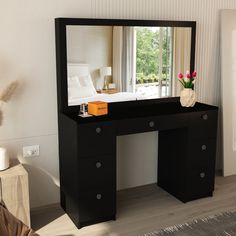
[[178, 73, 183, 79], [186, 71, 191, 79], [192, 71, 197, 78]]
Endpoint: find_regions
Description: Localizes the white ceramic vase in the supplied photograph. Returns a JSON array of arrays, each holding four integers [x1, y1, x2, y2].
[[0, 147, 9, 171], [180, 88, 197, 107]]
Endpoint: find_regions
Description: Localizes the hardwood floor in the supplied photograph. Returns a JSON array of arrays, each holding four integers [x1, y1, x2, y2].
[[31, 175, 236, 236]]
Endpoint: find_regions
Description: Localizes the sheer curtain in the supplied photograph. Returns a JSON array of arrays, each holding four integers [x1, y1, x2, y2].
[[172, 27, 191, 96], [113, 26, 135, 93], [112, 26, 123, 92], [122, 27, 135, 92]]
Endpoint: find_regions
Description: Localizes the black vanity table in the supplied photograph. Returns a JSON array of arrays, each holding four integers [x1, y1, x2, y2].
[[55, 17, 218, 229], [58, 98, 218, 228]]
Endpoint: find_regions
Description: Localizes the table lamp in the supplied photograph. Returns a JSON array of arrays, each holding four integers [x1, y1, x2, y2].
[[100, 67, 112, 90]]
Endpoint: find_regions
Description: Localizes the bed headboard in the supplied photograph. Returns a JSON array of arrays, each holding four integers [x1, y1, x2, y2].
[[67, 63, 90, 77]]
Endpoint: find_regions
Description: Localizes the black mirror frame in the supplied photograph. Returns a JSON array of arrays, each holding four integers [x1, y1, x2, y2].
[[55, 18, 196, 114]]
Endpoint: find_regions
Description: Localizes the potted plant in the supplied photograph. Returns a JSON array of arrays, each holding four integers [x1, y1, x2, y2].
[[178, 71, 197, 107], [0, 80, 18, 170]]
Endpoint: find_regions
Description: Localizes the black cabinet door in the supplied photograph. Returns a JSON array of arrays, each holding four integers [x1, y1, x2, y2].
[[78, 121, 116, 157]]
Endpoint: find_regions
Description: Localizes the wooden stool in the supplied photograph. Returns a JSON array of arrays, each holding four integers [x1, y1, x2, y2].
[[0, 160, 30, 227]]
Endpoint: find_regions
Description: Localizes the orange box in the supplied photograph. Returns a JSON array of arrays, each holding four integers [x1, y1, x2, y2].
[[88, 101, 108, 116]]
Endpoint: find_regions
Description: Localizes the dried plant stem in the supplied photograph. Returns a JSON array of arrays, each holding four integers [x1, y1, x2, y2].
[[0, 80, 19, 126], [0, 110, 2, 126], [0, 80, 18, 103]]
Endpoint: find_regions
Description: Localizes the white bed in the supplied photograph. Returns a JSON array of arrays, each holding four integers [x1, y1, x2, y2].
[[68, 92, 141, 106], [67, 63, 143, 106]]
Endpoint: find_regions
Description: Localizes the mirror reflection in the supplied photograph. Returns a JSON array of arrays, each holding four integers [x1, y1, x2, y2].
[[66, 25, 192, 106]]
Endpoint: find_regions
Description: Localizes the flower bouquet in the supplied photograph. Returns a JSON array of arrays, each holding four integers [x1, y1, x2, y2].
[[178, 71, 197, 88]]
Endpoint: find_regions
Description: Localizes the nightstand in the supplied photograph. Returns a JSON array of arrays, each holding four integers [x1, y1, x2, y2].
[[97, 89, 118, 94], [0, 160, 30, 227]]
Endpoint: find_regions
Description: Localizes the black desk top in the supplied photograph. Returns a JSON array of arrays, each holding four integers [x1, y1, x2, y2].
[[64, 97, 218, 124]]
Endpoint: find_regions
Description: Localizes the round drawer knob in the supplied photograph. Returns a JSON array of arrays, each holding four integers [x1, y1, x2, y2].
[[96, 194, 102, 200], [201, 145, 207, 151], [96, 162, 102, 168], [202, 114, 208, 120], [149, 121, 155, 128], [200, 172, 205, 178], [95, 127, 102, 134]]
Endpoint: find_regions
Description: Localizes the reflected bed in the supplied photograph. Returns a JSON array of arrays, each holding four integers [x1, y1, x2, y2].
[[67, 63, 146, 105], [68, 92, 143, 106]]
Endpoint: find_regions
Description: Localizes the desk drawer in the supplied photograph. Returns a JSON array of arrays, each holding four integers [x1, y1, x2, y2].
[[117, 117, 158, 135], [188, 110, 218, 138], [78, 156, 115, 187], [157, 113, 189, 130], [117, 113, 189, 136], [186, 167, 215, 200], [78, 188, 116, 222], [78, 122, 116, 157], [187, 139, 217, 168]]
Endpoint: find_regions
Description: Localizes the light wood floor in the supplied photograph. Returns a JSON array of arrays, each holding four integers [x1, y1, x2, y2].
[[31, 175, 236, 236]]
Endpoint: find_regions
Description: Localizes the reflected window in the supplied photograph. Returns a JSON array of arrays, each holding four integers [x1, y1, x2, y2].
[[135, 27, 173, 98]]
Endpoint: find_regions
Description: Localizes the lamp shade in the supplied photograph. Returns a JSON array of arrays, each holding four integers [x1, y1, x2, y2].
[[100, 67, 112, 76]]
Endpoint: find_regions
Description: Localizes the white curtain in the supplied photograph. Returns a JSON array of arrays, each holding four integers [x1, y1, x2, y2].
[[113, 26, 136, 93], [112, 26, 123, 92], [122, 27, 135, 92], [172, 27, 192, 96]]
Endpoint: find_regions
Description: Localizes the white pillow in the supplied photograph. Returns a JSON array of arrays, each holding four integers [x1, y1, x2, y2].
[[78, 75, 97, 95], [68, 86, 95, 99], [68, 74, 97, 99], [68, 76, 80, 88]]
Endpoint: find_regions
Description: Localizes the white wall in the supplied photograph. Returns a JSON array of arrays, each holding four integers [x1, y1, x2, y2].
[[117, 132, 158, 190], [0, 0, 235, 208]]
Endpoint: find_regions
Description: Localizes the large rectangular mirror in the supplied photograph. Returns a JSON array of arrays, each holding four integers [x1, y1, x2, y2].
[[55, 18, 196, 110]]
